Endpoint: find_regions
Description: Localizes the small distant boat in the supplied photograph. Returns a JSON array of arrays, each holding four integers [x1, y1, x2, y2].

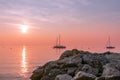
[[106, 36, 115, 49], [53, 35, 66, 49]]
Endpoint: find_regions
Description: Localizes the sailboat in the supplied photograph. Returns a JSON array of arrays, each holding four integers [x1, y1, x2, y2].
[[53, 35, 66, 49], [106, 36, 115, 49]]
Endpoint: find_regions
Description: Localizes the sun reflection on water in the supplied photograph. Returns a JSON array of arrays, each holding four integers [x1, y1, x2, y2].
[[21, 46, 28, 77]]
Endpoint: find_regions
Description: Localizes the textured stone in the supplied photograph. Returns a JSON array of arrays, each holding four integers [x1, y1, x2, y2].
[[102, 63, 120, 77], [30, 49, 120, 80], [72, 71, 96, 80], [55, 74, 72, 80]]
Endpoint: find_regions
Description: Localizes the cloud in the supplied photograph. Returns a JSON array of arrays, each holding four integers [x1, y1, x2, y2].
[[0, 0, 120, 27]]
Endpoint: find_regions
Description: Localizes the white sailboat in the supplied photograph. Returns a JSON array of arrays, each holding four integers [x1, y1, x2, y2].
[[53, 35, 66, 49], [106, 36, 115, 49]]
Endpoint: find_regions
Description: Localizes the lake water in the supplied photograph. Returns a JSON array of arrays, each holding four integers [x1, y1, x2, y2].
[[0, 45, 119, 80], [0, 45, 65, 80]]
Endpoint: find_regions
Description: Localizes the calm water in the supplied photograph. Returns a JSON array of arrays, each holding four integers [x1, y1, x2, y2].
[[0, 45, 65, 80], [0, 45, 119, 80]]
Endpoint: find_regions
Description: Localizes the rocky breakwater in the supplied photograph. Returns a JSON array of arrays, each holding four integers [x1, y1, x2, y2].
[[30, 49, 120, 80]]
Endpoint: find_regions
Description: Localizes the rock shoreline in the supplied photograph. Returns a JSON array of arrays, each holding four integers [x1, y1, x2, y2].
[[30, 49, 120, 80]]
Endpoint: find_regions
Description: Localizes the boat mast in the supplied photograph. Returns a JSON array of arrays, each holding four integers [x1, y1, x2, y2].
[[59, 34, 60, 46], [56, 37, 58, 46], [108, 36, 110, 46]]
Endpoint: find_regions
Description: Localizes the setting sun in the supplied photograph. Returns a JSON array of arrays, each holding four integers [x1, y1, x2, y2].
[[20, 25, 29, 33]]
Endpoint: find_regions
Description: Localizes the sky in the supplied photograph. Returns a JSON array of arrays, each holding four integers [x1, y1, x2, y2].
[[0, 0, 120, 52]]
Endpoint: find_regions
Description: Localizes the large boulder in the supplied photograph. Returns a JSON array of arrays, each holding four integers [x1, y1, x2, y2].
[[30, 66, 44, 80], [59, 50, 73, 59], [81, 64, 99, 76], [95, 63, 120, 80], [57, 55, 82, 67], [72, 71, 96, 80], [95, 76, 120, 80], [102, 63, 120, 77], [57, 57, 77, 67], [82, 54, 109, 68], [41, 69, 66, 80], [59, 49, 83, 59], [43, 61, 60, 75], [104, 52, 120, 61], [67, 67, 77, 76], [82, 53, 109, 75], [55, 74, 72, 80]]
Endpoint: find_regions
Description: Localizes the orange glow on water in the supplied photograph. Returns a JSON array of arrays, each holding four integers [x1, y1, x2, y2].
[[21, 46, 28, 75]]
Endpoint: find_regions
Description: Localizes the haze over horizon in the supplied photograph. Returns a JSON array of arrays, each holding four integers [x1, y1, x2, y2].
[[0, 0, 120, 52]]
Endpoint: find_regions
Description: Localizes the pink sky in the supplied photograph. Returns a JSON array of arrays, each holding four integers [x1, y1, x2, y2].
[[0, 0, 120, 52]]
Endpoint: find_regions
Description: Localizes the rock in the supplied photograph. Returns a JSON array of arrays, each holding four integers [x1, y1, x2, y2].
[[71, 49, 80, 56], [81, 64, 99, 76], [59, 49, 82, 59], [41, 69, 66, 80], [57, 55, 82, 67], [55, 74, 72, 80], [30, 67, 44, 80], [95, 76, 120, 80], [67, 67, 77, 76], [43, 61, 60, 75], [82, 54, 109, 68], [104, 52, 120, 61], [115, 62, 120, 71], [30, 49, 120, 80], [82, 53, 109, 75], [59, 50, 73, 59], [71, 55, 83, 66], [105, 76, 120, 80], [72, 71, 96, 80], [57, 57, 77, 67], [102, 63, 120, 77], [95, 63, 120, 80], [75, 64, 84, 74], [95, 77, 105, 80]]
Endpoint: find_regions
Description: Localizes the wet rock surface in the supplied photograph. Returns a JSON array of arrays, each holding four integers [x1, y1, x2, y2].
[[30, 49, 120, 80]]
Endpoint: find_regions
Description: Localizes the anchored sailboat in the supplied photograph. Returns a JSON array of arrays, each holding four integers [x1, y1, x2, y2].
[[106, 36, 115, 49], [53, 35, 66, 49]]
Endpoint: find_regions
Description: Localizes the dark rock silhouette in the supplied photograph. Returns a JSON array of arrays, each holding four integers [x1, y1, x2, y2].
[[30, 49, 120, 80]]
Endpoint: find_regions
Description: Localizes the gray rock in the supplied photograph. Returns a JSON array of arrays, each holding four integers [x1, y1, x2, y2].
[[105, 76, 120, 80], [57, 57, 76, 67], [59, 50, 73, 59], [57, 55, 82, 67], [59, 49, 82, 60], [75, 64, 84, 74], [55, 74, 72, 80], [82, 53, 109, 76], [71, 55, 83, 66], [115, 62, 120, 71], [102, 63, 120, 77], [43, 61, 60, 75], [72, 71, 96, 80], [95, 76, 120, 80], [30, 50, 120, 80], [82, 54, 109, 68], [30, 67, 44, 80], [104, 52, 120, 61], [82, 64, 99, 76], [71, 49, 81, 56], [41, 69, 66, 80], [67, 67, 77, 76], [95, 77, 105, 80]]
